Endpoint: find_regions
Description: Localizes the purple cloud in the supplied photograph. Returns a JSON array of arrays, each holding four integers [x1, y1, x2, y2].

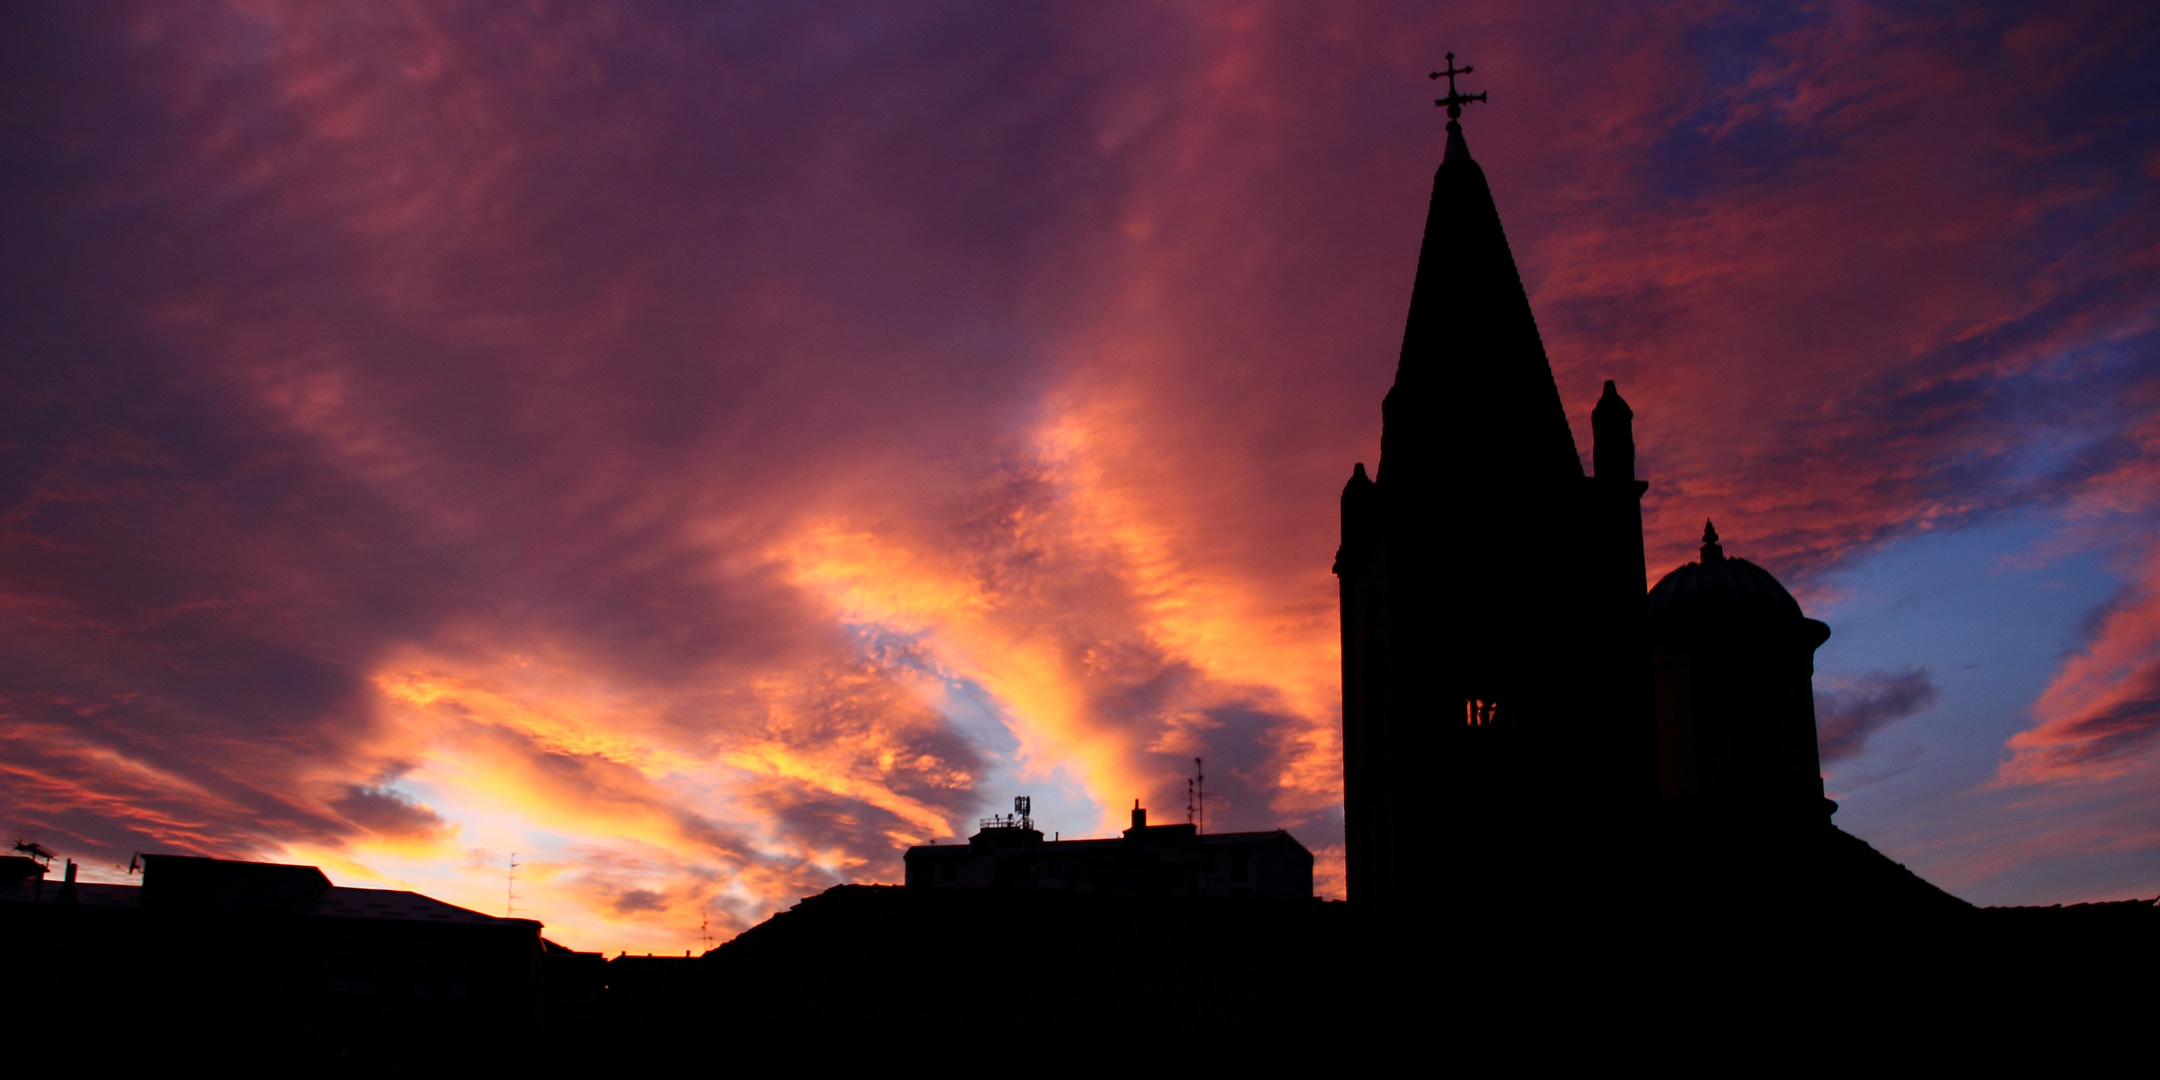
[[1817, 667, 1940, 762]]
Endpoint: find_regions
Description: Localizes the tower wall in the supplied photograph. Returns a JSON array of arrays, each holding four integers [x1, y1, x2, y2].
[[1337, 128, 1660, 911], [1335, 464, 1394, 905]]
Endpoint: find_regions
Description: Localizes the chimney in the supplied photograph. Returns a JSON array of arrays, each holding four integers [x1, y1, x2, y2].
[[1131, 801, 1147, 831]]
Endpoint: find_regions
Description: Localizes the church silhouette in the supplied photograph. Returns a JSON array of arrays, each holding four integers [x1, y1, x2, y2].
[[628, 72, 2155, 1058], [1334, 61, 1960, 920], [618, 73, 2160, 1062]]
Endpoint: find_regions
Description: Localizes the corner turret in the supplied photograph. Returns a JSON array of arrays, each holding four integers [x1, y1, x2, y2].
[[1592, 380, 1635, 482]]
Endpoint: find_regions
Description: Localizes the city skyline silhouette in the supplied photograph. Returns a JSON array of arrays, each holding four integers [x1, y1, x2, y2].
[[2, 3, 2157, 959]]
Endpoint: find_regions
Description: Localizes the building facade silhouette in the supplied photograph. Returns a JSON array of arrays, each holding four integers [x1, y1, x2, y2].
[[904, 802, 1313, 899], [0, 853, 585, 1076]]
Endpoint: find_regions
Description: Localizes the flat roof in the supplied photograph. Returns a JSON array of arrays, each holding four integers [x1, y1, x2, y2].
[[1, 879, 534, 928], [906, 829, 1306, 857]]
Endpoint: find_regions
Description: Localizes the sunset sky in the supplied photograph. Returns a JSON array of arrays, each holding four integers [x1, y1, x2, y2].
[[3, 2, 2156, 953]]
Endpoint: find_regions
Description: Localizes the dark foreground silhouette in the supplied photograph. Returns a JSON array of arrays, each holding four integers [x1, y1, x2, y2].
[[605, 856, 2152, 1066], [6, 838, 2154, 1073], [9, 72, 2155, 1074]]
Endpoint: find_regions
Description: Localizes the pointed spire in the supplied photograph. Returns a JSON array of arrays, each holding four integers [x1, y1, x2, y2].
[[1701, 520, 1725, 563], [1380, 54, 1580, 491]]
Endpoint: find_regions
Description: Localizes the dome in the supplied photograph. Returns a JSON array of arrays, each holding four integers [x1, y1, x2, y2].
[[1648, 521, 1819, 640]]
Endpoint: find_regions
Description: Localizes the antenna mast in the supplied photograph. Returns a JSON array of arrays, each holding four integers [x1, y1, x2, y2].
[[506, 852, 520, 917], [1195, 757, 1205, 833]]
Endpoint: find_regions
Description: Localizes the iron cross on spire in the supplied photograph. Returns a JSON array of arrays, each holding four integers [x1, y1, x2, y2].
[[1430, 52, 1487, 119]]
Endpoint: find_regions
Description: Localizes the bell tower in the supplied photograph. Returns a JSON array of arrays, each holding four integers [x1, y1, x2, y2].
[[1336, 61, 1657, 911]]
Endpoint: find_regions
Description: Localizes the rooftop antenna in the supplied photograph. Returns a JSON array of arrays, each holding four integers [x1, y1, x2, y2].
[[15, 840, 52, 902], [1195, 757, 1206, 834], [979, 796, 1034, 832], [701, 913, 714, 952], [506, 852, 520, 917]]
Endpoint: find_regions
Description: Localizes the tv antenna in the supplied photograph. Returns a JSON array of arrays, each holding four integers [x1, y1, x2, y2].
[[506, 852, 520, 917], [15, 840, 54, 902], [700, 914, 714, 951], [1194, 758, 1206, 833]]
